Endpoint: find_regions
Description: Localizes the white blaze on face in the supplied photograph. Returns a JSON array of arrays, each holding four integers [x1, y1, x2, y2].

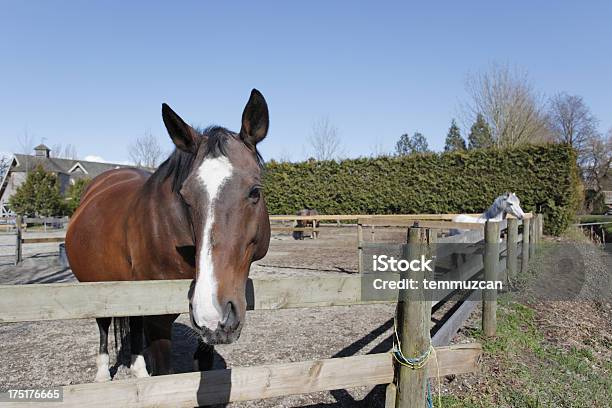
[[191, 156, 233, 331]]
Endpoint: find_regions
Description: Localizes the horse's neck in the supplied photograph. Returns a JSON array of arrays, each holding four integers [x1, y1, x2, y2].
[[482, 201, 505, 220], [139, 179, 194, 246]]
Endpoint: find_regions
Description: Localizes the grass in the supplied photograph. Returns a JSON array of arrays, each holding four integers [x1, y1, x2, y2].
[[441, 299, 612, 407], [436, 235, 612, 407]]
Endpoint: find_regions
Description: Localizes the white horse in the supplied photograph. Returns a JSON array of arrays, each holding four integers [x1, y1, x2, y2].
[[451, 192, 526, 234]]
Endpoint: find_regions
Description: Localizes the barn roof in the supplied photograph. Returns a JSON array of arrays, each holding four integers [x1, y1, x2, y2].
[[12, 154, 131, 179]]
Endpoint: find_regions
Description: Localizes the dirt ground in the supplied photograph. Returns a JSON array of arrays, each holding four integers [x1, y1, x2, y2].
[[4, 227, 607, 407], [0, 226, 409, 407]]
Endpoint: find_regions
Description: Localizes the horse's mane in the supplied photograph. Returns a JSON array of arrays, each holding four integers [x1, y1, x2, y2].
[[150, 126, 264, 192], [482, 194, 508, 219]]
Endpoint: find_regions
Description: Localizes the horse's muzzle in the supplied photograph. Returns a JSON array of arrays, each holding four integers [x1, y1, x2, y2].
[[189, 302, 243, 345]]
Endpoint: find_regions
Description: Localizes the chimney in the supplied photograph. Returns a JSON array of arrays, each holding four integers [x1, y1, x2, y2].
[[33, 144, 51, 158]]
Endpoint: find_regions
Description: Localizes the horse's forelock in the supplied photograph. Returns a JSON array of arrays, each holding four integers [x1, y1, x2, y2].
[[155, 126, 264, 192]]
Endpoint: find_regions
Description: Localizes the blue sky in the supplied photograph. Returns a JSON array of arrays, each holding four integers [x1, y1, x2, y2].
[[1, 1, 610, 163]]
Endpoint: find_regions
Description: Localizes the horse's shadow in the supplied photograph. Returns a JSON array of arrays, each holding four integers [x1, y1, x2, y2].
[[108, 321, 227, 379], [171, 323, 227, 373]]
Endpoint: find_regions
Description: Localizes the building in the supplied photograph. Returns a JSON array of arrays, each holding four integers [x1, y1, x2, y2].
[[0, 144, 133, 217]]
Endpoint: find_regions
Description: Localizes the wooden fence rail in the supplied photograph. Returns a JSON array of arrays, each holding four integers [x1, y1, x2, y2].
[[0, 276, 381, 323], [11, 345, 481, 408]]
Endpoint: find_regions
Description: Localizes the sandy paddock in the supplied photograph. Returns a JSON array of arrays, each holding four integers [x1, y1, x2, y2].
[[0, 226, 417, 407]]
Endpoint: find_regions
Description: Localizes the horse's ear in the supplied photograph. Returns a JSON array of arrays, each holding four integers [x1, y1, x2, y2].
[[162, 103, 198, 154], [239, 89, 269, 148]]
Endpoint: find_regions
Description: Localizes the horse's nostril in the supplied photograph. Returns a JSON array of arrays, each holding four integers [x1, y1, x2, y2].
[[219, 301, 239, 332]]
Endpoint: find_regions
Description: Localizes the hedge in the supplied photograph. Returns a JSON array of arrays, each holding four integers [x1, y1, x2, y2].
[[263, 144, 582, 235]]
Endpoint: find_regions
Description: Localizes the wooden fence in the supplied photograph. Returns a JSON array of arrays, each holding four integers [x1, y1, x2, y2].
[[573, 221, 612, 244], [12, 216, 67, 265], [0, 214, 544, 407], [268, 213, 484, 239]]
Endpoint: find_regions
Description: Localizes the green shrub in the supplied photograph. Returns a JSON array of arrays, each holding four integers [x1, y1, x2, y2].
[[8, 165, 64, 217], [64, 178, 91, 216], [263, 144, 581, 235]]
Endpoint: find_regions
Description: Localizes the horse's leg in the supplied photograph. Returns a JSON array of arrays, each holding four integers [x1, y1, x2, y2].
[[129, 316, 149, 378], [193, 342, 214, 371], [144, 314, 177, 376], [94, 317, 112, 382]]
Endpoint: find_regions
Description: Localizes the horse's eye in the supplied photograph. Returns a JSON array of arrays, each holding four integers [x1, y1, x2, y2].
[[249, 187, 261, 203]]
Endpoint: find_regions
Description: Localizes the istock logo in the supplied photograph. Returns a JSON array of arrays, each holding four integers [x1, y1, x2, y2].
[[372, 255, 434, 272]]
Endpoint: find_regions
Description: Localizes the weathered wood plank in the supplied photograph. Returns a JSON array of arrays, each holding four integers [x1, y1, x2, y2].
[[270, 227, 320, 232], [437, 230, 484, 245], [432, 290, 481, 347], [269, 213, 533, 222], [15, 215, 22, 265], [521, 218, 530, 273], [0, 279, 190, 323], [269, 214, 481, 222], [0, 276, 392, 323], [395, 228, 435, 408], [385, 383, 397, 408], [11, 345, 480, 408], [21, 237, 65, 244], [506, 218, 518, 283], [358, 218, 485, 230], [358, 223, 364, 274], [482, 221, 500, 337]]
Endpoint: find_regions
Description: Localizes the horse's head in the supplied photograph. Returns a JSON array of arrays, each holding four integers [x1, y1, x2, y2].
[[161, 89, 271, 344], [502, 192, 525, 220]]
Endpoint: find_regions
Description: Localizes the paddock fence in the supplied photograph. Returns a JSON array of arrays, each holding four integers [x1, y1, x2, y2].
[[573, 221, 612, 245], [6, 216, 68, 265], [0, 213, 544, 407]]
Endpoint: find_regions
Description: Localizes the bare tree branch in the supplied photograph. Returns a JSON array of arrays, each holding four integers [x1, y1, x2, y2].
[[547, 93, 598, 165], [308, 117, 344, 161], [17, 129, 34, 154], [370, 139, 389, 158], [583, 130, 612, 192], [50, 143, 78, 159], [128, 130, 163, 169], [463, 63, 549, 147]]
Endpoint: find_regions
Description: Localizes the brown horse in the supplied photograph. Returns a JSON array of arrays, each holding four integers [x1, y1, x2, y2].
[[293, 209, 319, 240], [66, 89, 271, 381]]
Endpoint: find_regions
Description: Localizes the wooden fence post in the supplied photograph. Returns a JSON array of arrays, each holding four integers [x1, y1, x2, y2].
[[506, 218, 518, 285], [529, 215, 537, 258], [521, 218, 530, 274], [357, 223, 363, 274], [15, 215, 23, 265], [385, 383, 397, 408], [537, 214, 543, 241], [395, 227, 436, 408], [482, 220, 500, 337]]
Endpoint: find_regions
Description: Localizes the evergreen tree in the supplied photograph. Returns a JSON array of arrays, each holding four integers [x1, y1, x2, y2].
[[444, 119, 466, 152], [395, 132, 430, 156], [64, 178, 91, 215], [8, 165, 63, 216], [468, 114, 494, 149]]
